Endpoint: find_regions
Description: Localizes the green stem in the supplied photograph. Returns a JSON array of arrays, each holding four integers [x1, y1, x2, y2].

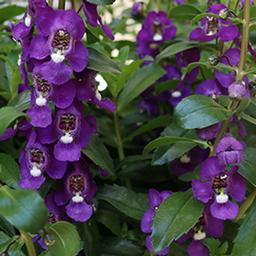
[[114, 111, 125, 161], [48, 0, 53, 6], [71, 0, 75, 9], [20, 231, 36, 256], [157, 0, 161, 11], [236, 189, 256, 221], [237, 0, 251, 80], [58, 0, 65, 9]]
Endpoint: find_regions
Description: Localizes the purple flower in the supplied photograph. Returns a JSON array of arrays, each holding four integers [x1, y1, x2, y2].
[[37, 104, 96, 162], [228, 80, 249, 98], [141, 189, 172, 255], [131, 2, 144, 18], [170, 147, 209, 177], [215, 135, 244, 165], [176, 48, 200, 68], [192, 157, 246, 220], [169, 82, 191, 107], [196, 123, 221, 140], [190, 4, 239, 42], [195, 79, 221, 98], [30, 7, 88, 84], [75, 69, 116, 112], [178, 206, 224, 256], [0, 128, 16, 141], [54, 163, 97, 222], [19, 131, 67, 189], [136, 11, 176, 58], [82, 0, 114, 40]]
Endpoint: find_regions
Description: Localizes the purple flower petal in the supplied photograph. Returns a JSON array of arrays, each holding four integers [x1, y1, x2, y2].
[[187, 240, 209, 256], [54, 142, 81, 162], [140, 208, 154, 233], [66, 201, 93, 222], [27, 105, 52, 128], [192, 180, 212, 203], [200, 157, 224, 181], [228, 173, 246, 202], [210, 200, 239, 220], [29, 35, 50, 60]]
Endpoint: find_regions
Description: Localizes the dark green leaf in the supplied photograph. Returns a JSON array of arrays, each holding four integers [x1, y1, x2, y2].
[[97, 185, 148, 220], [152, 190, 204, 252], [82, 135, 114, 175], [239, 147, 256, 187], [232, 201, 256, 256], [0, 106, 25, 135], [118, 64, 165, 110], [156, 42, 195, 62], [169, 4, 201, 20], [0, 5, 26, 23], [239, 112, 256, 126], [42, 221, 81, 256], [144, 136, 208, 154], [88, 47, 121, 74], [0, 153, 19, 189], [0, 186, 48, 233], [125, 115, 172, 141], [175, 95, 230, 129]]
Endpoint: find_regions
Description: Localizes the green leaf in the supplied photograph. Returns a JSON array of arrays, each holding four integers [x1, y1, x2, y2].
[[175, 95, 230, 129], [125, 115, 172, 142], [152, 190, 204, 252], [87, 0, 115, 4], [112, 60, 143, 97], [87, 47, 121, 74], [118, 64, 165, 110], [0, 106, 25, 135], [232, 201, 256, 256], [0, 153, 19, 189], [0, 186, 48, 233], [8, 90, 31, 112], [82, 135, 114, 175], [97, 185, 148, 220], [42, 221, 81, 256], [0, 5, 26, 23], [239, 112, 256, 126], [156, 42, 195, 62], [239, 147, 256, 187], [144, 136, 208, 154], [169, 4, 201, 20]]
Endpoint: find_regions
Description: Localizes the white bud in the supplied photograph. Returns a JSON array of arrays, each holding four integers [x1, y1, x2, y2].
[[60, 133, 73, 144], [51, 51, 65, 63], [193, 230, 206, 241], [95, 90, 102, 101], [216, 193, 229, 204], [24, 15, 32, 27], [153, 33, 163, 41], [30, 166, 42, 177], [95, 74, 108, 91], [35, 95, 47, 106], [72, 193, 84, 203], [180, 154, 191, 164], [172, 91, 182, 98]]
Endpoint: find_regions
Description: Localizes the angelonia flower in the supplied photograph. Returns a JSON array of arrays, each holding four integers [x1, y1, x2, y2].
[[136, 11, 176, 58], [190, 4, 239, 42], [177, 206, 224, 256], [131, 2, 144, 19], [11, 0, 115, 224], [192, 156, 246, 220], [141, 189, 172, 255], [82, 0, 114, 40]]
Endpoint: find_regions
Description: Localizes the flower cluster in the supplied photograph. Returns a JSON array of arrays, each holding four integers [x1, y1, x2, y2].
[[138, 2, 249, 255], [10, 0, 115, 223]]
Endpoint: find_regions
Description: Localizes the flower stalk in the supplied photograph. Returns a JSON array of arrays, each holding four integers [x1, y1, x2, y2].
[[20, 231, 36, 256], [237, 0, 250, 80], [58, 0, 66, 9]]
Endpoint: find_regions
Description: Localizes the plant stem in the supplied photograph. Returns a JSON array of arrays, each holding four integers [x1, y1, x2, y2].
[[237, 0, 251, 80], [58, 0, 65, 9], [20, 231, 36, 256], [48, 0, 53, 6], [157, 0, 161, 11], [71, 0, 75, 9], [114, 111, 125, 161]]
